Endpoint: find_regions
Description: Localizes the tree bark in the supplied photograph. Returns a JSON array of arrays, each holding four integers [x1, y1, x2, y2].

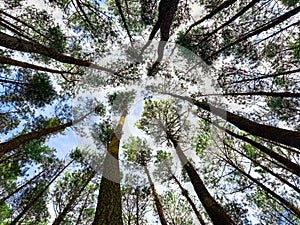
[[0, 111, 93, 156], [0, 32, 116, 74], [167, 133, 236, 225], [92, 108, 128, 225], [0, 56, 77, 75], [168, 94, 300, 149]]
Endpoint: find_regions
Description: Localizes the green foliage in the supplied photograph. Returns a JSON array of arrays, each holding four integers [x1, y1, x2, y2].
[[24, 73, 56, 107], [0, 202, 11, 223], [263, 43, 278, 58], [280, 0, 299, 7]]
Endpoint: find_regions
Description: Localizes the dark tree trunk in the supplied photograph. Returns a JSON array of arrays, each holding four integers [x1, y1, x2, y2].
[[144, 163, 168, 225], [52, 171, 96, 225], [0, 32, 114, 73], [209, 5, 300, 58], [169, 94, 300, 149], [167, 133, 236, 225], [225, 158, 300, 218], [170, 172, 206, 225], [0, 111, 93, 156], [198, 0, 259, 44], [92, 109, 128, 225], [184, 0, 238, 37], [10, 160, 73, 225], [0, 56, 77, 75], [0, 170, 44, 203]]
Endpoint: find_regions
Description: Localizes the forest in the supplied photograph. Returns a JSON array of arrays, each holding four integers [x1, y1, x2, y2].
[[0, 0, 300, 224]]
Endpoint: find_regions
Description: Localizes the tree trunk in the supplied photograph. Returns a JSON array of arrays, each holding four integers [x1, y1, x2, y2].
[[0, 170, 44, 203], [0, 111, 93, 156], [75, 192, 90, 225], [168, 94, 300, 149], [167, 133, 235, 225], [0, 56, 77, 75], [198, 0, 259, 44], [10, 160, 73, 225], [222, 125, 300, 176], [92, 108, 128, 225], [170, 173, 206, 225], [224, 142, 300, 194], [225, 158, 300, 218], [209, 5, 300, 58], [144, 163, 168, 225], [52, 171, 96, 225], [0, 32, 115, 73], [184, 0, 238, 37], [234, 68, 300, 83]]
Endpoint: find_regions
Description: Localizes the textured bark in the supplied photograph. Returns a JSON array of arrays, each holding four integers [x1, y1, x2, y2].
[[0, 111, 93, 156], [0, 32, 115, 73], [92, 109, 128, 225], [10, 160, 73, 225], [52, 171, 96, 225], [168, 94, 300, 149], [167, 133, 235, 225]]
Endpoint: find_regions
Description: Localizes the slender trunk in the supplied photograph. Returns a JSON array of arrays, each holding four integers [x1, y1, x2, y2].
[[0, 78, 28, 86], [0, 32, 115, 74], [225, 142, 300, 194], [0, 111, 93, 156], [136, 188, 139, 225], [75, 192, 90, 225], [169, 172, 206, 225], [232, 68, 300, 83], [0, 170, 44, 203], [168, 94, 300, 149], [183, 0, 238, 37], [0, 56, 77, 75], [92, 108, 128, 225], [10, 160, 73, 225], [198, 0, 259, 44], [225, 158, 300, 218], [144, 163, 168, 225], [166, 133, 235, 225], [197, 92, 300, 98], [223, 126, 300, 176], [52, 171, 96, 225], [113, 0, 133, 43], [209, 6, 300, 58]]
